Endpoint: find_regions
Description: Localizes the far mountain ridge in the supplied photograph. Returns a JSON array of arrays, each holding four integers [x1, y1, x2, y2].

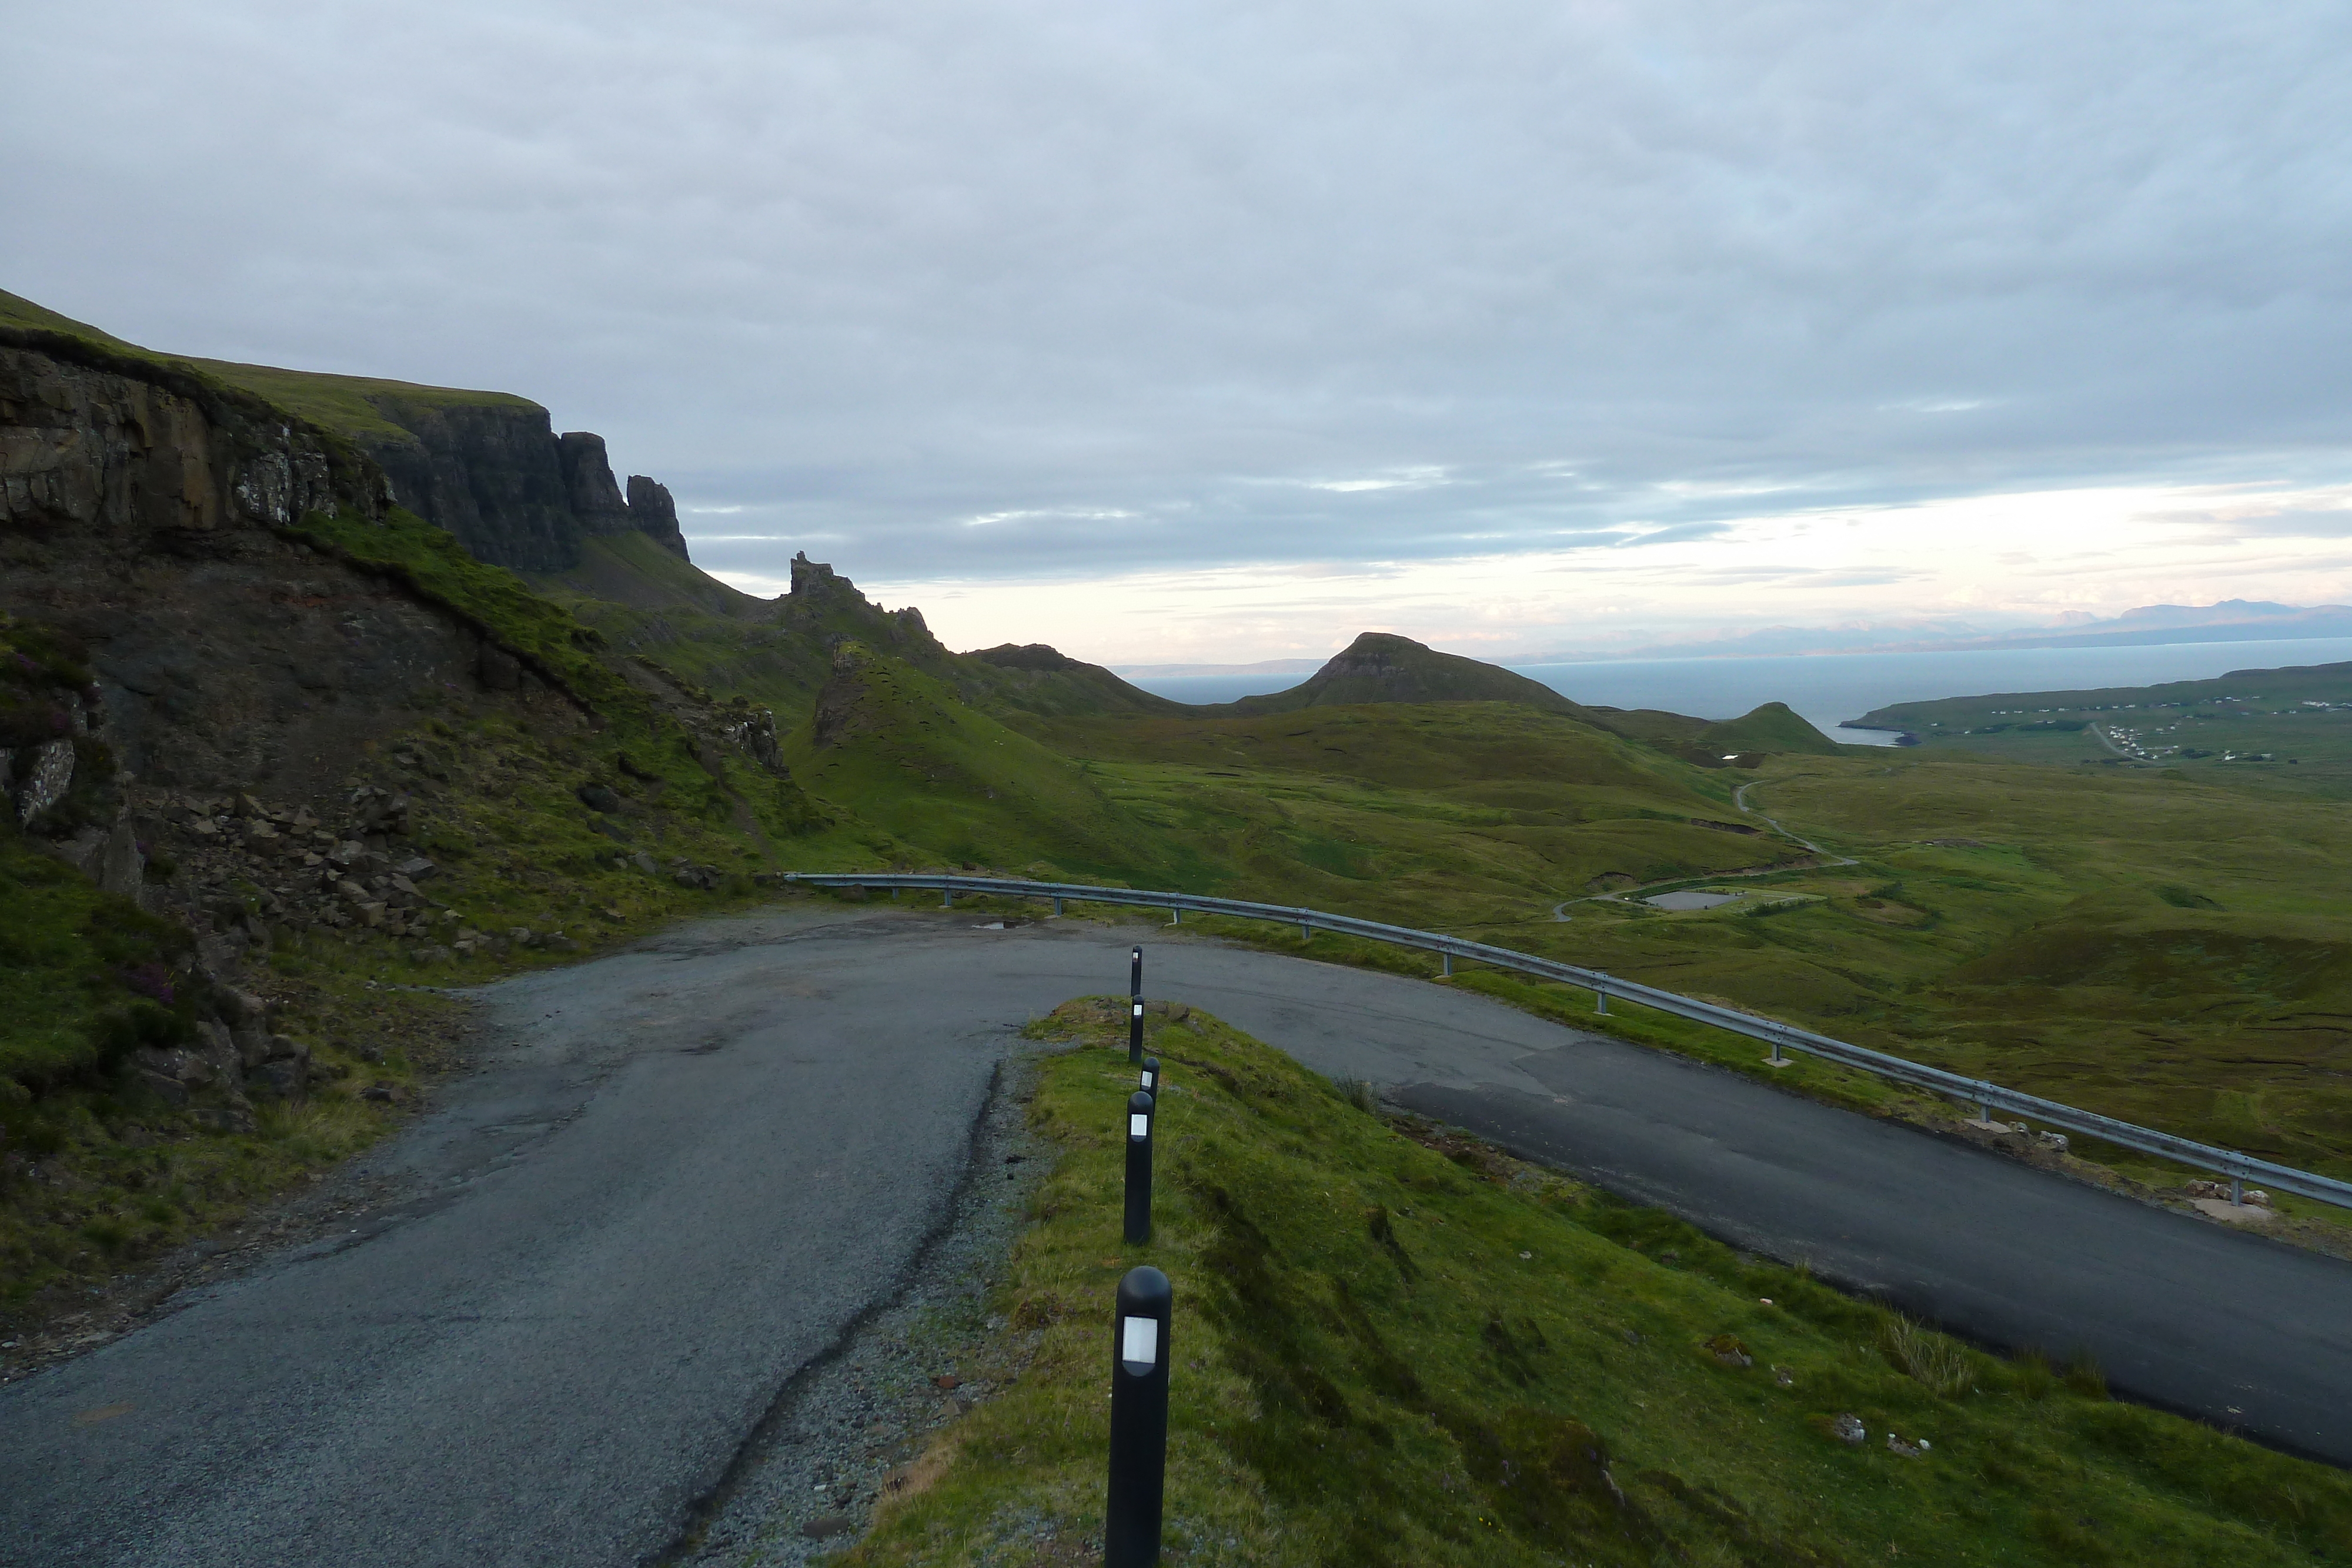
[[1515, 599, 2352, 664]]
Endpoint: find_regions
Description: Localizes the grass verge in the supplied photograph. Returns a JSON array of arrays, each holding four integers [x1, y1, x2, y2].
[[837, 998, 2352, 1566]]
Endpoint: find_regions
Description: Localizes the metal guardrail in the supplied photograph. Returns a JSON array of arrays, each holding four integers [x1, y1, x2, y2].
[[786, 871, 2352, 1212]]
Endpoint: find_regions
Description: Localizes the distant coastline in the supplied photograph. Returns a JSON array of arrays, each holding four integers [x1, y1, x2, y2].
[[1125, 636, 2352, 751]]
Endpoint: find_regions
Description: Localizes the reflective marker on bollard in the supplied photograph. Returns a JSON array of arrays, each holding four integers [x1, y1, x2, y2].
[[1122, 1090, 1155, 1245], [1139, 1055, 1159, 1097], [1106, 1266, 1172, 1568], [1129, 945, 1145, 1064]]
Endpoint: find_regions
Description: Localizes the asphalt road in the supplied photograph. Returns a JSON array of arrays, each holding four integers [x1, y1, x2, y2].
[[6, 907, 2348, 1566]]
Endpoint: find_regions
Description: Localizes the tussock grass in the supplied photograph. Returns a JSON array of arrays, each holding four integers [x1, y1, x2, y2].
[[840, 999, 2352, 1567], [1880, 1315, 1975, 1398]]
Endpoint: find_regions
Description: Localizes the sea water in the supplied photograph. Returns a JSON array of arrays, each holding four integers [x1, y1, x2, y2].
[[1125, 637, 2352, 745]]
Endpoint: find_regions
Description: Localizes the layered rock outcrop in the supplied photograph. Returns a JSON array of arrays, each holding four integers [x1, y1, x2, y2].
[[0, 329, 586, 868], [624, 474, 689, 559], [362, 396, 578, 571], [354, 403, 689, 573]]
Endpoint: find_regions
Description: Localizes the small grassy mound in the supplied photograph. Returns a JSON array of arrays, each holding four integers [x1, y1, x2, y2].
[[840, 1000, 2352, 1567], [1700, 700, 1845, 757]]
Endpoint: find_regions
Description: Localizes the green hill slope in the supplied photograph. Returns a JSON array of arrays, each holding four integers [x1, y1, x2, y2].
[[535, 531, 769, 618], [1586, 701, 1844, 764], [1700, 700, 1845, 757], [839, 999, 2352, 1567], [0, 287, 541, 445], [191, 357, 540, 444], [0, 289, 139, 345], [1851, 659, 2352, 791], [954, 643, 1185, 719], [1228, 633, 1593, 718], [1012, 702, 1807, 923], [781, 644, 1191, 881]]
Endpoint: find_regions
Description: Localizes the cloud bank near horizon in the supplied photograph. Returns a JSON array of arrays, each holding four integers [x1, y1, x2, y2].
[[8, 0, 2352, 656]]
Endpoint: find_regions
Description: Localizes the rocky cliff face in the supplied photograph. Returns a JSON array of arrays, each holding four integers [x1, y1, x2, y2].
[[0, 329, 623, 1109], [355, 405, 691, 574], [360, 396, 579, 572], [0, 331, 597, 908], [0, 335, 576, 800], [624, 474, 689, 559], [557, 431, 632, 533], [1, 333, 376, 549]]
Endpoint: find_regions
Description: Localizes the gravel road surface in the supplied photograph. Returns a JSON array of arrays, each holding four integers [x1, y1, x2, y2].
[[5, 903, 2346, 1567]]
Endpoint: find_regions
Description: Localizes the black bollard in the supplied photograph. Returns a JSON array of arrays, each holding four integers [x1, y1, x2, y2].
[[1122, 1089, 1155, 1245], [1129, 945, 1145, 1063], [1139, 1055, 1160, 1097], [1105, 1265, 1172, 1567]]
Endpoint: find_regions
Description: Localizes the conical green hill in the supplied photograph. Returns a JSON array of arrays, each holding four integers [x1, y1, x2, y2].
[[1697, 701, 1843, 757], [1228, 633, 1596, 718]]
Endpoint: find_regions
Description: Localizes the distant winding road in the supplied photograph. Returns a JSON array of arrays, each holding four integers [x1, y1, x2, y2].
[[4, 906, 2348, 1566]]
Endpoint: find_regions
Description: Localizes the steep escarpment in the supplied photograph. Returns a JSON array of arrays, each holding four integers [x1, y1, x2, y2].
[[0, 335, 562, 800], [0, 330, 824, 1081], [359, 394, 581, 571], [329, 394, 687, 574]]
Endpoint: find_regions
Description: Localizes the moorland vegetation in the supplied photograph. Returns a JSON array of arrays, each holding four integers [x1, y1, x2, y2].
[[4, 292, 2348, 1560], [836, 1000, 2352, 1566]]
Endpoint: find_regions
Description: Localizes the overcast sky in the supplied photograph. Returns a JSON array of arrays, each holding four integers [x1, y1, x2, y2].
[[9, 1, 2352, 660]]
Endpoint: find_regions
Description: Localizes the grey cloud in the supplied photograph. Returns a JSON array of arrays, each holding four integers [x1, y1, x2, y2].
[[2205, 509, 2352, 539], [7, 0, 2351, 586]]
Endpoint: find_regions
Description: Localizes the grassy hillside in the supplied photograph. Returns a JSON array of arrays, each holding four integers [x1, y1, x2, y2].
[[1008, 702, 1811, 924], [0, 287, 536, 449], [535, 530, 771, 618], [1702, 699, 1845, 757], [1227, 631, 1593, 718], [988, 697, 2352, 1193], [956, 643, 1185, 720], [840, 999, 2352, 1566], [191, 359, 539, 446], [1852, 659, 2352, 794], [781, 644, 1200, 884], [0, 290, 135, 344], [1586, 700, 1847, 765]]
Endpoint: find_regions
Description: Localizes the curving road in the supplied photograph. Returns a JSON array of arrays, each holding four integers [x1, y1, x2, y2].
[[5, 907, 2349, 1566]]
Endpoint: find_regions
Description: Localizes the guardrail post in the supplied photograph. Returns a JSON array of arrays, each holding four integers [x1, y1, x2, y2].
[[1442, 952, 1452, 977], [1595, 974, 1610, 1015], [943, 888, 955, 908], [1169, 906, 1182, 925], [1124, 1091, 1155, 1244], [1105, 1265, 1172, 1567], [1766, 1032, 1786, 1067], [1055, 897, 1065, 916], [1299, 920, 1310, 940], [1130, 946, 1144, 1064]]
